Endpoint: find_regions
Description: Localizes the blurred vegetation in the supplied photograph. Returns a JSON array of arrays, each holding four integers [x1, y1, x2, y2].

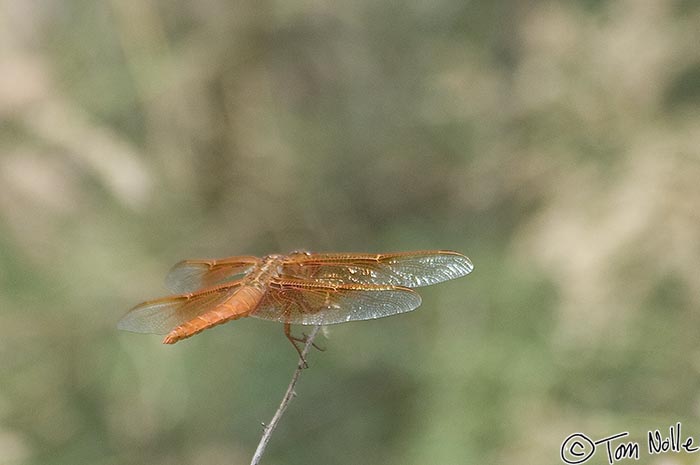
[[1, 0, 700, 464]]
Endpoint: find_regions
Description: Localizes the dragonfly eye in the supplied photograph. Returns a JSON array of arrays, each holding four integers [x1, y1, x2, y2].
[[289, 250, 311, 256]]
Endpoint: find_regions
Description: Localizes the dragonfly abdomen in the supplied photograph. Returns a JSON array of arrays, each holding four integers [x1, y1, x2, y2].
[[162, 285, 265, 344]]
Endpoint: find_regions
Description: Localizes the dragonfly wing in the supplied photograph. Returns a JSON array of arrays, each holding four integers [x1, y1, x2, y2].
[[281, 250, 473, 288], [249, 278, 421, 325], [118, 282, 243, 335], [165, 256, 260, 293]]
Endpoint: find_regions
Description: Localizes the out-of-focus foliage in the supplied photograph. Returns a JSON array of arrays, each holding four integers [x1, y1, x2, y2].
[[1, 0, 700, 464]]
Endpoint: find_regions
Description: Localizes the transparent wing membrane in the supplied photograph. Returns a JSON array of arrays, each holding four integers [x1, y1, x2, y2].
[[165, 256, 259, 293], [250, 278, 421, 325], [281, 250, 473, 288], [117, 282, 242, 334]]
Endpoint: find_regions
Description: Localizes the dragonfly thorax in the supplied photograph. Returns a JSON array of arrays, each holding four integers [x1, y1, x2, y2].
[[248, 255, 285, 286]]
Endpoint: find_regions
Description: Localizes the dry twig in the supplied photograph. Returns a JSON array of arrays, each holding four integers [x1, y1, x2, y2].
[[250, 325, 321, 465]]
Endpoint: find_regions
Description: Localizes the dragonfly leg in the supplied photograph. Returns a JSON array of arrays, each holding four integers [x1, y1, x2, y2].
[[304, 332, 326, 352], [284, 323, 325, 367], [284, 323, 307, 367]]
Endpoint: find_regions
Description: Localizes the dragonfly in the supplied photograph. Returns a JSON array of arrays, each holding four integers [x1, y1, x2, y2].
[[118, 250, 473, 358]]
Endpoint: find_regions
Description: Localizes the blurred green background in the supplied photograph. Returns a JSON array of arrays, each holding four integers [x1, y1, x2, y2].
[[2, 0, 700, 464]]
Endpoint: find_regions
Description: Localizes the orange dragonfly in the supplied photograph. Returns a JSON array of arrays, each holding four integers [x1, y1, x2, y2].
[[118, 250, 473, 356]]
